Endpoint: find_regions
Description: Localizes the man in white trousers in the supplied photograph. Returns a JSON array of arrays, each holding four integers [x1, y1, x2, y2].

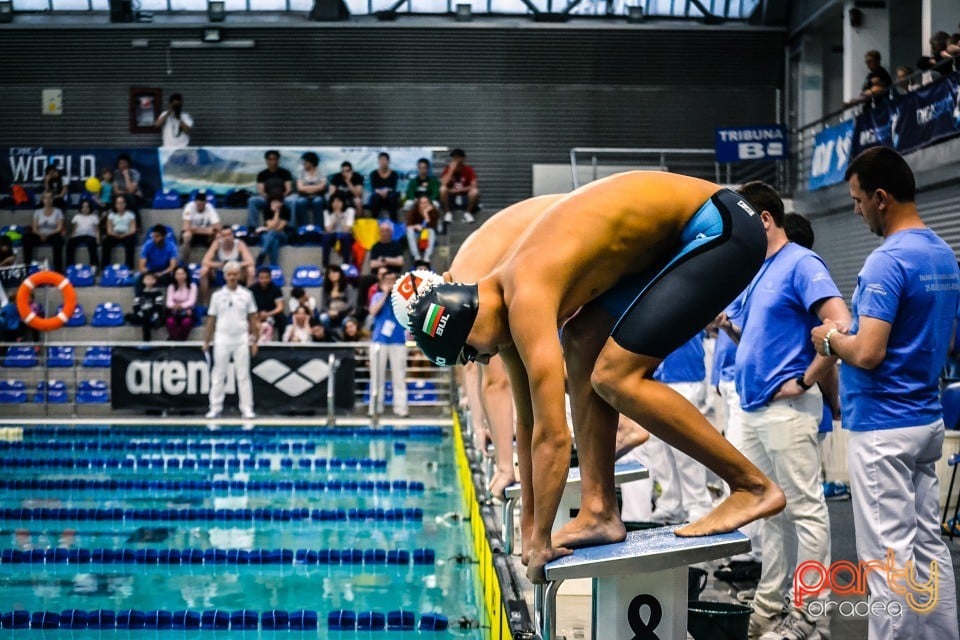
[[203, 261, 259, 419]]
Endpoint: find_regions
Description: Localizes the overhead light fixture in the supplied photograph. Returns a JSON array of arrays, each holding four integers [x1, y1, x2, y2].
[[0, 1, 13, 24], [626, 6, 643, 23], [201, 27, 222, 43], [455, 3, 471, 22], [208, 0, 225, 22]]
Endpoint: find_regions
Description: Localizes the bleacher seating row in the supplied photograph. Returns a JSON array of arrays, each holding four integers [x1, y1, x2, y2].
[[3, 346, 111, 368]]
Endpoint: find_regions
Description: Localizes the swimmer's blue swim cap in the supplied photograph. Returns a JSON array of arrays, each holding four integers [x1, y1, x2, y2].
[[408, 282, 479, 367]]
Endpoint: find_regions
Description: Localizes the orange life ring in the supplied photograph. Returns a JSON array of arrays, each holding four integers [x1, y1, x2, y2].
[[16, 271, 77, 332]]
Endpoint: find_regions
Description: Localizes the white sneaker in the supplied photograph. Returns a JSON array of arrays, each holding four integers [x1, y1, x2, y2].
[[758, 612, 820, 640], [205, 409, 221, 419], [443, 211, 453, 223], [241, 409, 256, 419], [748, 611, 783, 640], [462, 211, 475, 223]]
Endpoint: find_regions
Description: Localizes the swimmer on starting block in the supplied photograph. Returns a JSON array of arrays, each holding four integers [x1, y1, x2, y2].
[[405, 171, 787, 582]]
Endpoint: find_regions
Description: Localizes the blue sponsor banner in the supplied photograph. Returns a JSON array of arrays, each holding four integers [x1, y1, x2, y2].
[[808, 120, 855, 191], [158, 146, 434, 195], [1, 147, 162, 203], [892, 72, 960, 153], [714, 125, 788, 162], [853, 105, 893, 156]]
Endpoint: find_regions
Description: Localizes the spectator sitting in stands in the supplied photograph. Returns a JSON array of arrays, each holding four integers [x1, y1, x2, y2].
[[136, 224, 178, 295], [251, 265, 285, 343], [405, 196, 440, 264], [319, 265, 356, 329], [200, 226, 255, 303], [101, 195, 138, 269], [367, 220, 404, 273], [255, 196, 290, 267], [126, 272, 166, 341], [165, 265, 197, 341], [322, 193, 355, 267], [113, 154, 144, 228], [368, 152, 400, 221], [66, 199, 100, 269], [282, 305, 313, 343], [0, 236, 15, 268], [403, 157, 441, 215], [247, 150, 295, 230], [296, 152, 328, 227], [310, 317, 336, 342], [287, 286, 318, 318], [918, 31, 952, 72], [179, 191, 222, 262], [844, 50, 892, 107], [440, 148, 479, 224], [91, 167, 114, 213], [341, 315, 364, 342], [43, 165, 68, 211], [23, 192, 65, 273], [328, 161, 365, 216], [894, 65, 916, 93], [948, 32, 960, 57]]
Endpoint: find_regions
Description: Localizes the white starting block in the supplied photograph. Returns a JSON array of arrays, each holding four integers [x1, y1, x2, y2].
[[501, 461, 648, 555], [536, 526, 750, 640]]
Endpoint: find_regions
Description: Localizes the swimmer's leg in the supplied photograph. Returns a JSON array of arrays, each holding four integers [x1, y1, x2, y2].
[[480, 356, 517, 500], [553, 304, 627, 550], [591, 343, 784, 536]]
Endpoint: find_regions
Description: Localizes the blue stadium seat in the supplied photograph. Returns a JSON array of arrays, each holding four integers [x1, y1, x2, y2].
[[341, 264, 359, 279], [152, 190, 181, 209], [187, 262, 202, 284], [77, 380, 109, 404], [391, 223, 406, 243], [291, 265, 323, 288], [0, 380, 26, 392], [0, 389, 27, 404], [194, 306, 207, 325], [943, 382, 960, 430], [270, 266, 284, 287], [408, 380, 438, 403], [4, 346, 38, 368], [1, 225, 24, 246], [91, 303, 124, 327], [295, 225, 324, 246], [79, 380, 107, 392], [59, 304, 86, 327], [66, 264, 95, 287], [34, 380, 69, 404], [232, 225, 259, 247], [100, 264, 134, 287], [46, 346, 75, 367], [82, 347, 112, 368]]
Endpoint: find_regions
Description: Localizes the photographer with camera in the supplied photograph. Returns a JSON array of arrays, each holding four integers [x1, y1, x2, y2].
[[154, 93, 193, 148]]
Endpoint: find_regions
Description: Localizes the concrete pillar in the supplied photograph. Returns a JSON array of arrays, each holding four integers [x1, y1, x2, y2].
[[842, 0, 890, 102], [922, 0, 956, 54]]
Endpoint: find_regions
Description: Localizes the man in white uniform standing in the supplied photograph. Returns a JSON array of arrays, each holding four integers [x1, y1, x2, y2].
[[154, 93, 193, 148], [203, 261, 259, 419]]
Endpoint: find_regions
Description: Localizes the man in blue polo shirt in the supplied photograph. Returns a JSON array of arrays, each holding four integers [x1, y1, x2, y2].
[[136, 224, 178, 295], [812, 147, 959, 640], [718, 181, 849, 640]]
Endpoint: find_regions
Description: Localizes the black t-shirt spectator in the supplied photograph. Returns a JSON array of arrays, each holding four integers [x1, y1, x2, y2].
[[262, 203, 291, 227], [862, 66, 893, 93], [329, 172, 364, 196], [369, 240, 404, 262], [257, 168, 293, 199], [252, 282, 284, 314], [369, 170, 399, 193]]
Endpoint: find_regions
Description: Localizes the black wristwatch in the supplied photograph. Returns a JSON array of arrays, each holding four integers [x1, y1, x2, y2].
[[796, 375, 812, 391]]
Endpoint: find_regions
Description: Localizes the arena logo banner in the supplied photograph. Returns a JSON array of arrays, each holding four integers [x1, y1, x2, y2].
[[853, 105, 893, 156], [1, 147, 162, 199], [158, 146, 434, 195], [714, 125, 788, 162], [891, 71, 960, 153], [808, 120, 855, 191], [111, 345, 356, 413]]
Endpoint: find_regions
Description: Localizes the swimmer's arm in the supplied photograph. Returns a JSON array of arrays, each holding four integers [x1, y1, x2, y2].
[[500, 346, 535, 541], [509, 298, 572, 568]]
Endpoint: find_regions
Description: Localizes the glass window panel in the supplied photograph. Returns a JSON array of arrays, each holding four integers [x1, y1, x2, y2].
[[11, 0, 50, 9], [248, 0, 288, 9], [169, 0, 207, 9], [52, 0, 91, 9], [289, 0, 311, 10], [90, 0, 109, 8], [490, 0, 540, 12], [138, 0, 171, 9]]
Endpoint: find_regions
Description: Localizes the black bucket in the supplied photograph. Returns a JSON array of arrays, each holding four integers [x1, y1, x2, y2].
[[687, 600, 752, 640], [623, 521, 662, 532]]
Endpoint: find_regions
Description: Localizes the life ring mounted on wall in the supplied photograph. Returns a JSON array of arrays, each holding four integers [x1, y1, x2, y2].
[[16, 271, 77, 332]]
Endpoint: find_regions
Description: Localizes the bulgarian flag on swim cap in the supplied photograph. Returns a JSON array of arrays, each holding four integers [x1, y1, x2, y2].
[[423, 303, 446, 337]]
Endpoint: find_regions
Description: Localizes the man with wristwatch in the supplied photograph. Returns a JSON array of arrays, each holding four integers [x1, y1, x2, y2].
[[715, 181, 850, 640]]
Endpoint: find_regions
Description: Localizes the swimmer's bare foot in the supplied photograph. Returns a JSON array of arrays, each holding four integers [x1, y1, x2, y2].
[[615, 418, 650, 460], [488, 469, 516, 502], [553, 512, 626, 550], [520, 533, 532, 565], [526, 544, 573, 584], [675, 481, 784, 537]]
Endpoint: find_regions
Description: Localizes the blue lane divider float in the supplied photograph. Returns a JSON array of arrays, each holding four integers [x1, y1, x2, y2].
[[0, 609, 447, 631], [0, 546, 436, 567], [16, 425, 445, 439], [0, 507, 423, 523], [0, 440, 419, 454], [0, 456, 390, 471], [0, 478, 426, 494]]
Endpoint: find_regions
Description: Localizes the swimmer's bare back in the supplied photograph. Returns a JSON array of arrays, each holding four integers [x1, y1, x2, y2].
[[497, 172, 720, 320]]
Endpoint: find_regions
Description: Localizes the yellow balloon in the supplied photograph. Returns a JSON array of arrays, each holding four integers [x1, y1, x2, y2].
[[84, 177, 101, 194]]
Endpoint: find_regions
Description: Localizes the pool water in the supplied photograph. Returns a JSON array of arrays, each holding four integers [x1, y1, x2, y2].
[[0, 424, 483, 635]]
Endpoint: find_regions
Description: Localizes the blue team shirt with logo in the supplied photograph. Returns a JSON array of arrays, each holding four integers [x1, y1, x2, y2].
[[655, 332, 705, 384], [735, 242, 842, 411], [371, 291, 407, 345], [711, 327, 737, 386], [841, 229, 960, 431]]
